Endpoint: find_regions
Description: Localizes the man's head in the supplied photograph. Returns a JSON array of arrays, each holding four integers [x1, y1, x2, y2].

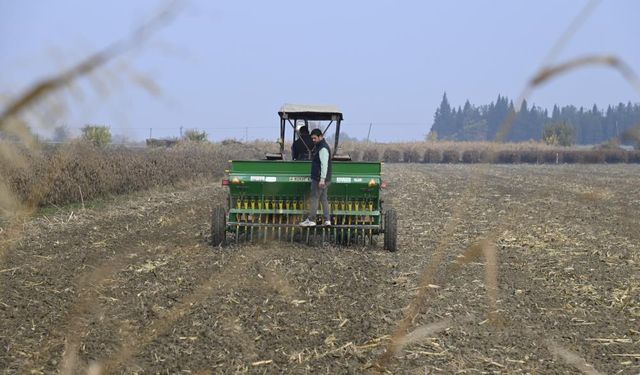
[[298, 125, 309, 135], [310, 129, 323, 144]]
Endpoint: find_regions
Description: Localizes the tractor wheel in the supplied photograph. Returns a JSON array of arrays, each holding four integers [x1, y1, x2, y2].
[[211, 205, 226, 246], [383, 209, 397, 252]]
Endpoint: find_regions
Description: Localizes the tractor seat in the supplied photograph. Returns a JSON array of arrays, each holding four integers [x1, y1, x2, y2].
[[265, 153, 284, 160]]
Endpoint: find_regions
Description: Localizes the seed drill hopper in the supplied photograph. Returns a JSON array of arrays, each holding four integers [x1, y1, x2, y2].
[[211, 104, 397, 250]]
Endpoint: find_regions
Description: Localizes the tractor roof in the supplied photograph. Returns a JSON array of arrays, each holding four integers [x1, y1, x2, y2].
[[278, 104, 343, 121]]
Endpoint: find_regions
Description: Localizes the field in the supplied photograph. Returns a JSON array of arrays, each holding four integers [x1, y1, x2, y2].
[[1, 164, 639, 374]]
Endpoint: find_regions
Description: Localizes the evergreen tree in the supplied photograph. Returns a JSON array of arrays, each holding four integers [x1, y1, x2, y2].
[[430, 93, 453, 139], [460, 99, 485, 140], [488, 95, 509, 140], [551, 104, 561, 122], [605, 105, 616, 140], [430, 94, 640, 144], [454, 106, 464, 137], [507, 99, 529, 142]]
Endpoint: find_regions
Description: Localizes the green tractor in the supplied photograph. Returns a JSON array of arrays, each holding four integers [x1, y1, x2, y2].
[[211, 104, 397, 251]]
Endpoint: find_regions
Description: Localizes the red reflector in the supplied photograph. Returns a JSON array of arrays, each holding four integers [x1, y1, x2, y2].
[[222, 179, 230, 186], [381, 181, 388, 189]]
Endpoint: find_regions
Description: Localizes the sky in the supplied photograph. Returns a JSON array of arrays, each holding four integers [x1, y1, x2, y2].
[[1, 0, 639, 142]]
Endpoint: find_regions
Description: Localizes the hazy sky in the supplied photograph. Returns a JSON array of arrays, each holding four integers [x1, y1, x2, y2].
[[1, 0, 639, 142]]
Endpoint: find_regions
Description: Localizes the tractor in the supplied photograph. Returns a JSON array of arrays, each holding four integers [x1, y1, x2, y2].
[[211, 104, 397, 251]]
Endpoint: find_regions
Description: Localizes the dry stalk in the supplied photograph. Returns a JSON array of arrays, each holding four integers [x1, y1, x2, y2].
[[78, 185, 85, 211], [546, 340, 604, 375], [59, 341, 80, 375], [377, 198, 468, 366], [532, 55, 640, 96], [42, 256, 129, 373], [101, 250, 262, 372], [481, 240, 499, 319], [391, 319, 451, 354]]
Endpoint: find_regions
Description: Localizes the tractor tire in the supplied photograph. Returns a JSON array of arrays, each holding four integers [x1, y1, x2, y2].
[[211, 205, 226, 246], [384, 209, 397, 252]]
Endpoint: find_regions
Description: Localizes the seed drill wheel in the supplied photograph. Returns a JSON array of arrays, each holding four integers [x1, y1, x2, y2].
[[211, 205, 226, 246], [383, 208, 397, 252]]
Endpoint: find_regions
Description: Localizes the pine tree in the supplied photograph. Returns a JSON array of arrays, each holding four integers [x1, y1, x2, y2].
[[489, 95, 509, 140], [551, 105, 561, 122], [431, 94, 640, 144], [431, 92, 454, 139], [508, 99, 529, 141]]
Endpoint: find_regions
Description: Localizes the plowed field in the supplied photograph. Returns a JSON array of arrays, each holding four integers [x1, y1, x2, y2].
[[1, 165, 638, 374]]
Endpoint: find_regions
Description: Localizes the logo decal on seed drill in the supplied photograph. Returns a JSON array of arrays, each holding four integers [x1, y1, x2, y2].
[[250, 176, 277, 182], [336, 177, 352, 183], [288, 177, 310, 182]]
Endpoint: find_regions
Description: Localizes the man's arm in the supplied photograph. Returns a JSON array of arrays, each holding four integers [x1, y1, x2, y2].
[[319, 148, 329, 181]]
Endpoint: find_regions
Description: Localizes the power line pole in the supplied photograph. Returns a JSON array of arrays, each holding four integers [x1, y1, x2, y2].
[[245, 127, 248, 142], [149, 128, 152, 139], [180, 126, 183, 138], [366, 123, 372, 143]]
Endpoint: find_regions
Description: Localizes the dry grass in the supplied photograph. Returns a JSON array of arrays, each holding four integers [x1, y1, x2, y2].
[[546, 340, 604, 375], [0, 141, 265, 211], [341, 140, 639, 164], [3, 138, 636, 215]]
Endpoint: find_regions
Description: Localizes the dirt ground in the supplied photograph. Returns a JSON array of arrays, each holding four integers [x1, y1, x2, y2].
[[1, 164, 638, 374]]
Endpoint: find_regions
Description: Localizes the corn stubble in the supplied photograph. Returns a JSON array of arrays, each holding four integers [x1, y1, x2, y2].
[[0, 141, 264, 213]]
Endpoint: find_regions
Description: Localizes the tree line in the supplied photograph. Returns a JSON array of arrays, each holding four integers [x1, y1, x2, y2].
[[429, 93, 640, 145]]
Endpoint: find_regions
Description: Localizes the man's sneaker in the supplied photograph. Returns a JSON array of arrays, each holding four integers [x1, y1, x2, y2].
[[323, 220, 331, 226], [300, 218, 316, 227]]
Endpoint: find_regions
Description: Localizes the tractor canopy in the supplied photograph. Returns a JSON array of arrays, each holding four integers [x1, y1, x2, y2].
[[272, 104, 346, 161], [278, 104, 343, 121]]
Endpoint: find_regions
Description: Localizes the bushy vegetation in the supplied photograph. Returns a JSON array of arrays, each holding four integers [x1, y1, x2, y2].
[[423, 148, 442, 163], [183, 129, 208, 142], [441, 149, 460, 163], [81, 125, 111, 147], [461, 149, 481, 163], [2, 138, 638, 209], [621, 126, 640, 149], [402, 148, 421, 163], [0, 141, 265, 207], [362, 148, 379, 161], [337, 140, 639, 165], [542, 122, 575, 146], [382, 148, 401, 163]]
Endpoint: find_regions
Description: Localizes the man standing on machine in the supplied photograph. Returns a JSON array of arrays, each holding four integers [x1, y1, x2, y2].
[[300, 128, 332, 227]]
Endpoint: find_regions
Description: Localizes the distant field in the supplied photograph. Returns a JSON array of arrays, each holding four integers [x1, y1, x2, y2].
[[342, 140, 640, 164], [1, 140, 638, 209], [1, 164, 638, 373]]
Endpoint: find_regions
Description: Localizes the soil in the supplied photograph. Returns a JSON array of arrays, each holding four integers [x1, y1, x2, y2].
[[1, 164, 638, 374]]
